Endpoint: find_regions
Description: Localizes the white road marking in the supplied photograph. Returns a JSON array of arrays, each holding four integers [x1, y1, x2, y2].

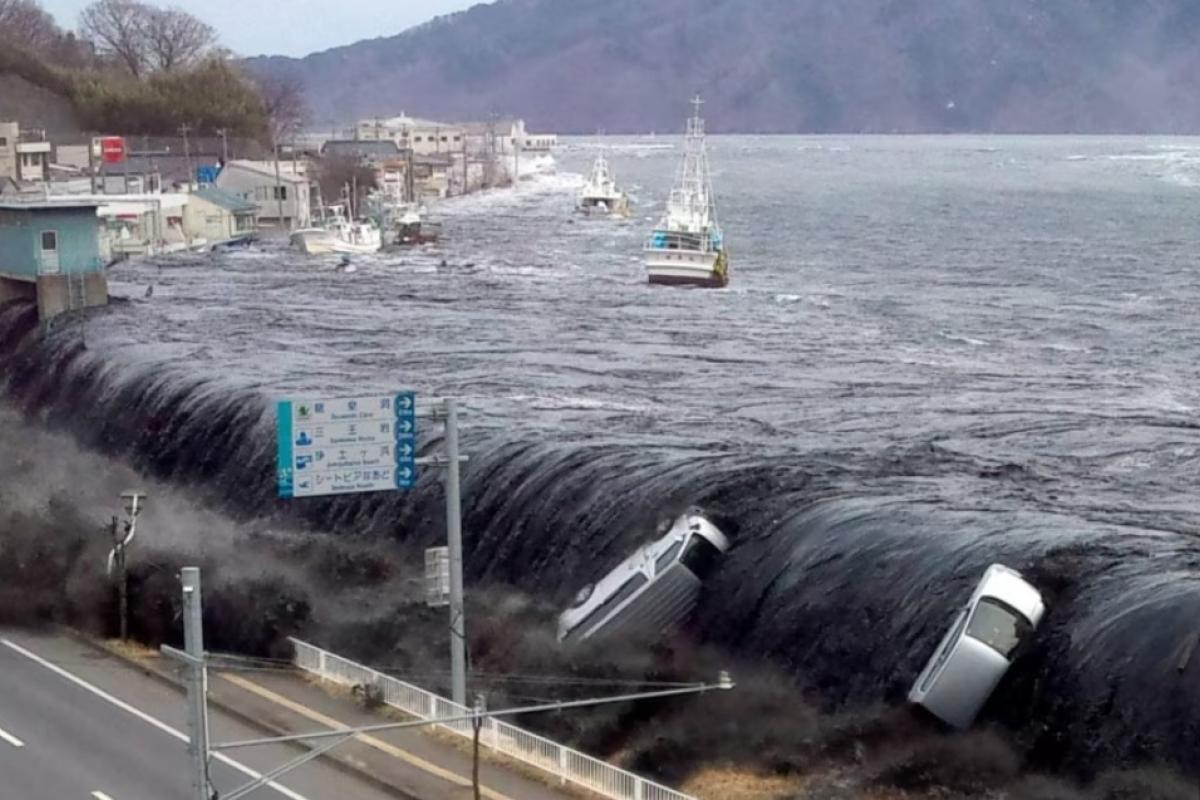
[[91, 792, 115, 800], [1, 638, 309, 800], [0, 724, 24, 748]]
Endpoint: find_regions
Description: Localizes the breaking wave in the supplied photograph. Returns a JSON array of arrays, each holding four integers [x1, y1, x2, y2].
[[2, 299, 1197, 776]]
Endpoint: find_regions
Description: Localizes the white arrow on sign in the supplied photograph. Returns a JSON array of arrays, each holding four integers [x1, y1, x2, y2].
[[397, 442, 414, 457], [397, 419, 414, 433], [397, 395, 414, 410], [397, 466, 413, 480]]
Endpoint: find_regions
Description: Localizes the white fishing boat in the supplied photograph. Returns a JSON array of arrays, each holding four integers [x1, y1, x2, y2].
[[576, 154, 630, 217], [643, 96, 728, 288], [290, 204, 382, 255]]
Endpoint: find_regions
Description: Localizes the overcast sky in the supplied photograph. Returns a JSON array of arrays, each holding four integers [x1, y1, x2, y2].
[[40, 0, 481, 57]]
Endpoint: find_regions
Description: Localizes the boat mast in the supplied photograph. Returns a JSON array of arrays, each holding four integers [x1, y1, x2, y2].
[[670, 94, 716, 230]]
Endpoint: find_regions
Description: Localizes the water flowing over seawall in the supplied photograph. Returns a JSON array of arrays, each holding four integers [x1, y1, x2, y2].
[[2, 291, 1198, 774]]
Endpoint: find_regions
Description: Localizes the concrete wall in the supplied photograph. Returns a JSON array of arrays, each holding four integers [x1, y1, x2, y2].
[[35, 271, 107, 321]]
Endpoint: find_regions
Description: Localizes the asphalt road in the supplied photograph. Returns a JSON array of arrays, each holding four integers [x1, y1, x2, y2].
[[0, 631, 402, 800]]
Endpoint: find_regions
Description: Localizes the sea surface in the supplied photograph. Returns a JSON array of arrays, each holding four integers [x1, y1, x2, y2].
[[3, 136, 1199, 772]]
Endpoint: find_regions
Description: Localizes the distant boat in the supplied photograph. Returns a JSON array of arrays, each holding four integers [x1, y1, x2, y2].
[[576, 154, 630, 217], [393, 204, 442, 246], [643, 95, 728, 288], [291, 204, 382, 255]]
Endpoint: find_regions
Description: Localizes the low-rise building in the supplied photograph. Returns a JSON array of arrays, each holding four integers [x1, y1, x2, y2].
[[183, 186, 258, 247], [96, 193, 191, 256], [0, 197, 108, 320], [353, 115, 466, 156], [214, 159, 313, 229], [15, 139, 50, 183]]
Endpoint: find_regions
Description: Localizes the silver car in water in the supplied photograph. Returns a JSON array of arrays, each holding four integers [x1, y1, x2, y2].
[[557, 512, 730, 645], [908, 563, 1045, 729]]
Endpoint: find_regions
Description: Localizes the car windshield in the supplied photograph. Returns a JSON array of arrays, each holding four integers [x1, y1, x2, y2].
[[679, 534, 723, 579], [966, 598, 1032, 658]]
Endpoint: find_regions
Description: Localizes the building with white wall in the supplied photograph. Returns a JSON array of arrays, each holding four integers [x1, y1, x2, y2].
[[214, 160, 313, 229]]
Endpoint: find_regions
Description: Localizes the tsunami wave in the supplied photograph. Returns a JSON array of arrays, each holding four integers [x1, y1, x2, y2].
[[2, 299, 1197, 776]]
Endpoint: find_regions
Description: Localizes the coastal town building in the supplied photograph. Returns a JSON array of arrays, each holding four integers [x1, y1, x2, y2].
[[0, 197, 108, 320], [15, 137, 50, 183], [214, 159, 314, 229], [352, 115, 466, 156], [182, 186, 258, 248]]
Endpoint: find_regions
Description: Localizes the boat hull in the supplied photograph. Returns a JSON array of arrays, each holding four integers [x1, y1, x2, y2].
[[577, 197, 630, 217], [291, 229, 381, 255], [644, 248, 728, 288]]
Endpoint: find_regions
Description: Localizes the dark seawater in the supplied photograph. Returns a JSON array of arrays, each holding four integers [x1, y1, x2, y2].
[[2, 136, 1199, 773]]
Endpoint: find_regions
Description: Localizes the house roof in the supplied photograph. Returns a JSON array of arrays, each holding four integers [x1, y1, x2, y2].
[[220, 160, 309, 183], [194, 186, 257, 213], [321, 140, 404, 159], [0, 197, 102, 210]]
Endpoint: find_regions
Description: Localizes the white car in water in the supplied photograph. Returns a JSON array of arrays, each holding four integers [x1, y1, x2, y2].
[[557, 512, 730, 645], [908, 563, 1045, 729]]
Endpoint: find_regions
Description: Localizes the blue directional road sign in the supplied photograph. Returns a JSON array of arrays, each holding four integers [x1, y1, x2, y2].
[[276, 392, 417, 498]]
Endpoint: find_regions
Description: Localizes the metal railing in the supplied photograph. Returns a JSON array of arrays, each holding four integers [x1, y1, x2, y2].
[[289, 638, 696, 800]]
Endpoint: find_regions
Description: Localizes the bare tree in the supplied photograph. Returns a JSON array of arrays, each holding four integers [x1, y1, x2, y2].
[[256, 73, 308, 145], [0, 0, 61, 51], [79, 0, 149, 76], [143, 6, 216, 72]]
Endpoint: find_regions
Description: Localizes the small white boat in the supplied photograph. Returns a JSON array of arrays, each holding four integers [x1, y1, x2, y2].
[[644, 96, 728, 288], [291, 204, 382, 255], [576, 154, 630, 217]]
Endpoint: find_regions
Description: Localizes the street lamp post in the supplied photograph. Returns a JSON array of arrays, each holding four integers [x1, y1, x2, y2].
[[108, 490, 146, 641]]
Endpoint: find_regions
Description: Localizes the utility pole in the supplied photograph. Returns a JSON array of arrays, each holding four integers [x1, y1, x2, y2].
[[107, 491, 145, 642], [460, 135, 468, 196], [87, 133, 98, 194], [107, 516, 127, 640], [181, 567, 211, 800], [443, 398, 467, 707], [179, 124, 193, 189], [273, 143, 286, 230], [406, 147, 415, 204], [215, 128, 229, 164]]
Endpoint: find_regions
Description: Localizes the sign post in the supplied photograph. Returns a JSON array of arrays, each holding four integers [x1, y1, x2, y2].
[[97, 136, 126, 164], [276, 392, 416, 498], [275, 391, 468, 707]]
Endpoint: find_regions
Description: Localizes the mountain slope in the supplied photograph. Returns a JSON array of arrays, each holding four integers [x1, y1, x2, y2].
[[246, 0, 1200, 133]]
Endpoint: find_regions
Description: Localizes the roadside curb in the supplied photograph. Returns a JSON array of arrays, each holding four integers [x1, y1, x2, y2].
[[59, 627, 416, 800]]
